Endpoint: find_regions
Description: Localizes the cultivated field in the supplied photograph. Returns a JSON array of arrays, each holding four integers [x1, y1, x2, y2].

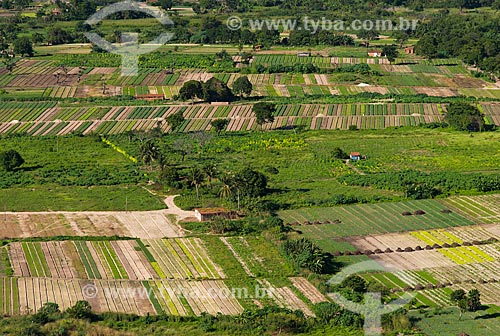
[[1, 102, 500, 136], [280, 199, 475, 239], [0, 211, 182, 239]]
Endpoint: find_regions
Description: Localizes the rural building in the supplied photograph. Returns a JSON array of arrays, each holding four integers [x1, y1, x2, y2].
[[367, 50, 383, 57], [297, 52, 311, 57], [349, 152, 367, 161], [194, 208, 231, 222], [350, 152, 362, 161], [51, 8, 62, 15], [134, 94, 165, 100], [405, 46, 415, 54]]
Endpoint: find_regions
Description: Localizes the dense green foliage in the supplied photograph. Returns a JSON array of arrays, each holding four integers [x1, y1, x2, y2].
[[444, 102, 484, 131], [338, 170, 500, 198]]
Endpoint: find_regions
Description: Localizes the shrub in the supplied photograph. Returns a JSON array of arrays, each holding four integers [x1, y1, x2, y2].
[[404, 247, 414, 252], [425, 245, 433, 250], [413, 210, 426, 215], [401, 211, 412, 216], [384, 248, 393, 253]]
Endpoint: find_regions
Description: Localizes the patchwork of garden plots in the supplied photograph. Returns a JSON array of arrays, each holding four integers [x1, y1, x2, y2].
[[2, 102, 500, 135], [443, 194, 500, 224], [0, 238, 242, 316], [279, 199, 475, 237]]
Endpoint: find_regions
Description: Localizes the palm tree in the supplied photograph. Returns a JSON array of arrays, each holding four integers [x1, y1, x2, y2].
[[202, 163, 217, 187], [188, 167, 205, 199], [219, 182, 232, 209], [139, 140, 160, 166]]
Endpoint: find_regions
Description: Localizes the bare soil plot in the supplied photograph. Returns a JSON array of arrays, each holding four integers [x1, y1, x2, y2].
[[148, 279, 243, 316], [452, 75, 487, 88], [15, 214, 74, 238], [429, 261, 500, 285], [289, 277, 327, 304], [349, 232, 423, 251], [89, 279, 156, 315], [40, 241, 78, 278], [257, 279, 314, 316], [65, 213, 131, 237], [3, 210, 182, 239], [414, 87, 457, 97], [113, 240, 158, 280], [369, 250, 456, 270], [0, 215, 22, 238], [114, 212, 181, 239], [17, 277, 85, 314]]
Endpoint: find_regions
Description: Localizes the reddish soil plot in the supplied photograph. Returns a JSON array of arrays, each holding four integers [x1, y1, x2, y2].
[[257, 279, 314, 316], [289, 277, 327, 304], [40, 241, 78, 278], [113, 240, 158, 280], [88, 68, 116, 75], [349, 232, 423, 251], [414, 87, 457, 97], [8, 243, 30, 277], [14, 214, 73, 238], [381, 65, 412, 72], [452, 75, 487, 88], [0, 215, 22, 238], [369, 250, 456, 270]]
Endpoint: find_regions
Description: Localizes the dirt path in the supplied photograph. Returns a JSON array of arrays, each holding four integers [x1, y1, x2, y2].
[[163, 195, 196, 220], [345, 159, 366, 175]]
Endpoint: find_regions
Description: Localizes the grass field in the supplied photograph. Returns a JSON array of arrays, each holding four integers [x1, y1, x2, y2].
[[410, 305, 500, 336]]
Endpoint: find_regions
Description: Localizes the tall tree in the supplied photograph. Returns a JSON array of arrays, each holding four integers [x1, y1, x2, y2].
[[179, 80, 203, 103], [467, 289, 481, 312], [253, 102, 276, 129], [165, 111, 185, 132], [13, 37, 33, 57], [232, 76, 253, 98], [139, 140, 160, 165], [357, 29, 379, 48], [211, 119, 229, 135], [202, 77, 234, 102], [159, 0, 173, 10], [0, 150, 24, 171], [188, 167, 205, 199], [444, 102, 484, 132], [382, 45, 398, 64]]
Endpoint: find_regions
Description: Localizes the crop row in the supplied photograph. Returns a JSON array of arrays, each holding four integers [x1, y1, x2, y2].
[[142, 238, 224, 280], [280, 199, 475, 238], [0, 102, 56, 122]]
